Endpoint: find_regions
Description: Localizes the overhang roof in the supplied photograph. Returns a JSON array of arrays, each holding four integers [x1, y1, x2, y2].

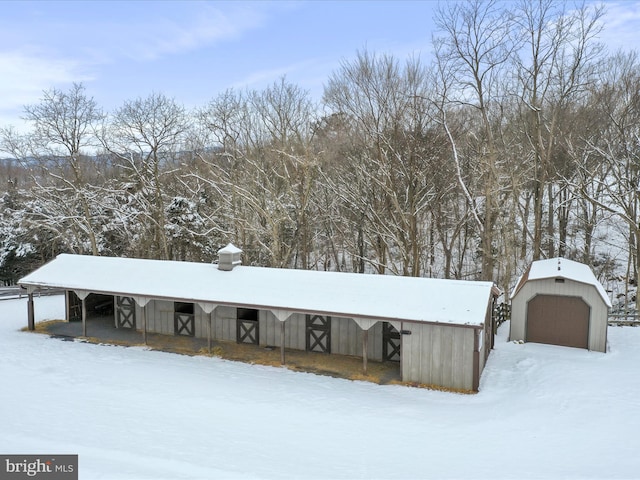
[[511, 257, 611, 307], [19, 254, 499, 327]]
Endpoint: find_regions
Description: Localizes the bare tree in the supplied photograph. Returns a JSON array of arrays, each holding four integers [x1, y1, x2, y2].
[[101, 92, 189, 259], [581, 51, 640, 310], [433, 0, 515, 281], [513, 0, 604, 260], [324, 51, 437, 276], [195, 79, 319, 268], [1, 83, 104, 255]]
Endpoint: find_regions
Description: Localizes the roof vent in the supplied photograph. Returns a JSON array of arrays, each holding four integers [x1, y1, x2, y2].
[[217, 243, 242, 271], [557, 258, 561, 271]]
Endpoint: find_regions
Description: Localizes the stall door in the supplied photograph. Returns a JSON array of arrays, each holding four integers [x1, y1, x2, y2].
[[526, 295, 589, 349], [68, 290, 82, 322], [174, 302, 195, 336], [382, 322, 401, 362], [236, 308, 259, 345], [116, 296, 136, 329], [306, 314, 331, 353]]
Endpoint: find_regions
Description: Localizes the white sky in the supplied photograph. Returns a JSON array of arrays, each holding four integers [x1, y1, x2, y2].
[[1, 0, 639, 130]]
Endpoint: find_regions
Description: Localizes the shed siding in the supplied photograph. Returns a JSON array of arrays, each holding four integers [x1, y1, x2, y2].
[[401, 323, 475, 391], [478, 303, 493, 373], [511, 278, 607, 352]]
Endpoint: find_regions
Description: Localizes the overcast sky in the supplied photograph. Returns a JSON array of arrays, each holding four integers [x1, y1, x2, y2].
[[1, 0, 639, 130]]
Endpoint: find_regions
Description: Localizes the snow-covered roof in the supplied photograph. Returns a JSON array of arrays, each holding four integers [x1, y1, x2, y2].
[[511, 257, 611, 307], [218, 243, 242, 255], [18, 254, 499, 327]]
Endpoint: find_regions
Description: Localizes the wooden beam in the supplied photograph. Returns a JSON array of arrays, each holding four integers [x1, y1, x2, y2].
[[27, 292, 35, 331], [65, 290, 70, 322], [399, 322, 404, 382], [81, 298, 87, 337], [280, 320, 286, 365], [472, 329, 480, 392], [142, 304, 147, 345], [207, 311, 212, 354], [362, 329, 368, 375]]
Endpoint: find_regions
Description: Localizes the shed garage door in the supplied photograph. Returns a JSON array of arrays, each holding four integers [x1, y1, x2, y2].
[[526, 295, 589, 349]]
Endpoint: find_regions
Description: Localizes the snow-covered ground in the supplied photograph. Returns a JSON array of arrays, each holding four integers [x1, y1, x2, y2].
[[1, 295, 639, 479]]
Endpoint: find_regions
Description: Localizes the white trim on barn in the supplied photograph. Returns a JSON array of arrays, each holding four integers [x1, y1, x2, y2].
[[19, 248, 501, 391], [510, 257, 610, 352]]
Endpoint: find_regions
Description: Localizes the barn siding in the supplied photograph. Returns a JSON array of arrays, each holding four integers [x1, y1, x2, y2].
[[143, 300, 174, 335], [368, 321, 384, 361], [260, 310, 277, 346], [401, 323, 475, 391], [284, 313, 306, 349], [213, 306, 236, 342], [127, 300, 485, 391], [258, 312, 383, 359], [194, 305, 212, 339], [330, 317, 383, 359], [132, 301, 387, 361], [511, 278, 608, 352]]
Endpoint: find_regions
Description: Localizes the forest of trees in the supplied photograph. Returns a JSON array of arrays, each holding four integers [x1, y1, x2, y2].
[[1, 1, 638, 309]]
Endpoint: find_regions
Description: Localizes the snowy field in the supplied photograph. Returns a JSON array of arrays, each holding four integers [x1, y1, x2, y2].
[[1, 295, 639, 480]]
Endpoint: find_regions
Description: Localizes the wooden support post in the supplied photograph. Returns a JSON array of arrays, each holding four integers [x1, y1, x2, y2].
[[208, 311, 212, 354], [472, 329, 480, 392], [142, 304, 147, 345], [362, 329, 369, 375], [280, 320, 286, 365], [65, 290, 70, 322], [399, 321, 404, 382], [81, 298, 87, 337], [27, 292, 35, 331]]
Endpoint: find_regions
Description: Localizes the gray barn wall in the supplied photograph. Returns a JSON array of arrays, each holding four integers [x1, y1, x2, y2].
[[260, 312, 305, 349], [332, 317, 384, 360], [127, 301, 386, 360], [510, 279, 608, 352], [113, 296, 493, 391], [401, 323, 476, 391], [212, 306, 239, 341], [257, 312, 385, 359]]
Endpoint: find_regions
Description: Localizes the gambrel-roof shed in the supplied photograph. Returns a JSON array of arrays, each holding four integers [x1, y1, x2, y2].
[[19, 248, 501, 391], [510, 257, 611, 352]]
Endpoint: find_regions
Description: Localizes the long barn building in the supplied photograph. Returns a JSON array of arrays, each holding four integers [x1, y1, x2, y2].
[[18, 245, 501, 392]]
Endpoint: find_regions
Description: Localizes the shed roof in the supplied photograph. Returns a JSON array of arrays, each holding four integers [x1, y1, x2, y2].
[[19, 254, 499, 327], [511, 257, 611, 307]]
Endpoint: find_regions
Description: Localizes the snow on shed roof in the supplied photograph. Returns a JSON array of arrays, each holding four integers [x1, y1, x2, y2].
[[19, 254, 498, 327], [511, 257, 611, 307]]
